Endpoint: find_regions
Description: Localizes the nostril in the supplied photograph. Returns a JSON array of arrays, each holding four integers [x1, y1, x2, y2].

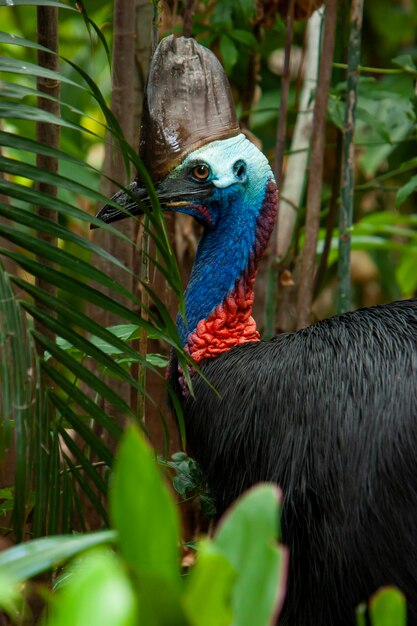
[[233, 160, 247, 181]]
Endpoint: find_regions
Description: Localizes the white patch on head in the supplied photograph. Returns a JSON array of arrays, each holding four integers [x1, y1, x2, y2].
[[181, 134, 275, 193]]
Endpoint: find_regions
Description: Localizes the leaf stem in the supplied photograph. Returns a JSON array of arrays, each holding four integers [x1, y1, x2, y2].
[[333, 61, 405, 75]]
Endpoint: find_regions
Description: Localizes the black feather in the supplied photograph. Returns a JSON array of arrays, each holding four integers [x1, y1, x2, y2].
[[170, 298, 417, 626]]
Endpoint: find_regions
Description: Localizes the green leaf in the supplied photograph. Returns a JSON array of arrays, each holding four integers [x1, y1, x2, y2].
[[0, 248, 145, 326], [5, 235, 137, 308], [0, 178, 134, 242], [212, 1, 233, 28], [110, 426, 184, 625], [219, 35, 238, 75], [0, 56, 83, 89], [62, 452, 109, 526], [356, 105, 392, 143], [0, 263, 34, 541], [0, 572, 21, 621], [0, 101, 97, 135], [0, 129, 84, 165], [145, 353, 169, 368], [183, 540, 235, 626], [0, 155, 103, 201], [369, 587, 407, 626], [213, 484, 286, 626], [396, 250, 417, 295], [234, 0, 256, 20], [50, 393, 114, 467], [0, 0, 74, 6], [356, 603, 367, 626], [0, 531, 116, 584], [42, 360, 122, 441], [32, 329, 136, 424], [110, 427, 181, 585], [0, 31, 52, 52], [229, 29, 258, 48], [395, 174, 417, 207], [392, 54, 417, 75], [356, 75, 415, 177], [47, 548, 138, 626]]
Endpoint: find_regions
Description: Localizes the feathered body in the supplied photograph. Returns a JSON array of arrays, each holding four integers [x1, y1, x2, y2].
[[170, 300, 417, 625], [96, 36, 417, 626], [163, 134, 417, 625], [100, 132, 417, 625]]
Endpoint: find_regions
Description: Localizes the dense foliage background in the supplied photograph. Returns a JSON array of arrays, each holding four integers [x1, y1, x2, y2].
[[0, 0, 416, 623]]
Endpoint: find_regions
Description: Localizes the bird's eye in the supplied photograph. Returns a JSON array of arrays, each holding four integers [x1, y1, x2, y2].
[[192, 164, 210, 181]]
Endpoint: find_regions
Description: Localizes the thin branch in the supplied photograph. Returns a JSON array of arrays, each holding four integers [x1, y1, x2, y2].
[[337, 0, 364, 314], [295, 0, 338, 329], [263, 1, 294, 339], [314, 127, 343, 297], [333, 62, 406, 75]]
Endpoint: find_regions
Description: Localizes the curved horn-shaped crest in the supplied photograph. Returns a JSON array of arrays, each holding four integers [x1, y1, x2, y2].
[[140, 35, 241, 181]]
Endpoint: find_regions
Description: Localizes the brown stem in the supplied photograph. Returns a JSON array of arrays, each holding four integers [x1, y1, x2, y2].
[[313, 128, 343, 297], [35, 7, 60, 345], [131, 0, 154, 415], [337, 0, 364, 314], [183, 0, 195, 37], [93, 0, 142, 430], [273, 6, 294, 184], [263, 1, 294, 339], [295, 0, 337, 329]]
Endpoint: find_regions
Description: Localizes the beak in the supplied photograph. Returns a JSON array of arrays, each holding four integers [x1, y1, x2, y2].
[[91, 180, 148, 229], [92, 176, 214, 230]]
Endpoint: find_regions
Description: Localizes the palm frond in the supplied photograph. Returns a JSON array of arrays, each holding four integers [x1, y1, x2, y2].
[[0, 4, 183, 540]]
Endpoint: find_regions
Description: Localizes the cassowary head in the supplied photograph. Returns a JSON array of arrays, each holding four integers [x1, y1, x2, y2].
[[95, 35, 275, 234], [95, 35, 278, 351]]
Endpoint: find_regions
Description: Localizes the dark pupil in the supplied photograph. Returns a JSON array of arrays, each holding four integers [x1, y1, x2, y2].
[[196, 165, 207, 178]]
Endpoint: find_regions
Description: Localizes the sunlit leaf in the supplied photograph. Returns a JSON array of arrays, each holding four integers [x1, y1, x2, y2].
[[47, 549, 138, 626], [213, 484, 286, 626], [0, 0, 74, 7], [110, 426, 181, 588], [183, 540, 235, 626], [0, 56, 82, 88], [0, 531, 116, 583], [110, 427, 185, 624], [0, 30, 54, 52], [369, 587, 407, 626]]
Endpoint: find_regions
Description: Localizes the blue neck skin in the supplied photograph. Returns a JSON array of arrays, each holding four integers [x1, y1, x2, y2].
[[171, 135, 275, 344]]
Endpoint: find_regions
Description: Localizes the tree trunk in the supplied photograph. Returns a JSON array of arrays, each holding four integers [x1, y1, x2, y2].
[[35, 6, 60, 343]]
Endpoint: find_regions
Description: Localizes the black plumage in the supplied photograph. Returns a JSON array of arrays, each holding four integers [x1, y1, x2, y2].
[[95, 35, 417, 626], [170, 298, 417, 625]]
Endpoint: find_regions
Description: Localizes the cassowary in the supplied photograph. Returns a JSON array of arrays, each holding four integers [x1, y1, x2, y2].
[[95, 35, 417, 626]]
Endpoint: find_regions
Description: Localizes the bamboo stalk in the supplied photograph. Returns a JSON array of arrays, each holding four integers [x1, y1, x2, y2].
[[337, 0, 364, 314], [264, 2, 294, 339], [295, 0, 337, 329], [276, 8, 322, 262], [35, 7, 60, 343]]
